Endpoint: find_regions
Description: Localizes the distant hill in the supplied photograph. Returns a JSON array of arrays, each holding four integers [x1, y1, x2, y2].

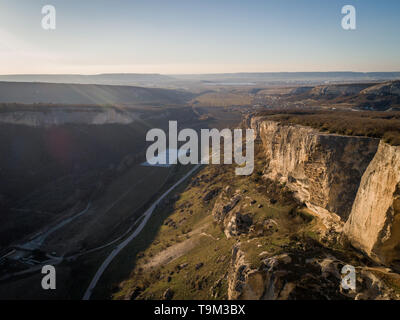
[[286, 80, 400, 111], [308, 83, 375, 97], [0, 74, 175, 86], [0, 82, 193, 105], [360, 80, 400, 96], [307, 81, 400, 98], [173, 72, 400, 84]]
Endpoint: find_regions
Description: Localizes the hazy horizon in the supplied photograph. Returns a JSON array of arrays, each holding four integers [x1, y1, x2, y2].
[[1, 71, 400, 76]]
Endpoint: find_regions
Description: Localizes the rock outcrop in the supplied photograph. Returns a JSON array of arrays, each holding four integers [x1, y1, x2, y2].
[[256, 120, 379, 221], [228, 243, 399, 300], [228, 244, 267, 300], [344, 142, 400, 265], [211, 187, 255, 238]]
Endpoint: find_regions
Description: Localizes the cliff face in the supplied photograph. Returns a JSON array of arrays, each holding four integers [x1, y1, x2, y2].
[[0, 108, 137, 127], [344, 142, 400, 264], [252, 118, 400, 265], [255, 120, 379, 221]]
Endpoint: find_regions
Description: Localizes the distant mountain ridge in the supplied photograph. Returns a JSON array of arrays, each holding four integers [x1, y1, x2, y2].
[[0, 73, 174, 86]]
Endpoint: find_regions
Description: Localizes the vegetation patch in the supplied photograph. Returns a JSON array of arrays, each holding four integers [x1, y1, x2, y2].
[[257, 109, 400, 146]]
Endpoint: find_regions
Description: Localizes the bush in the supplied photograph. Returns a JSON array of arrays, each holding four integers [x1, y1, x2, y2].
[[384, 131, 400, 146]]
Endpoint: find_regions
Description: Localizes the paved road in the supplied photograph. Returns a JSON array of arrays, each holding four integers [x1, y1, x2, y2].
[[1, 168, 166, 282], [20, 202, 91, 251], [82, 164, 201, 300]]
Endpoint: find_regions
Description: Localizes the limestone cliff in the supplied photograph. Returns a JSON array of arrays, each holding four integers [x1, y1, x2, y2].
[[254, 120, 379, 222], [251, 118, 400, 265], [344, 142, 400, 265], [0, 107, 137, 127]]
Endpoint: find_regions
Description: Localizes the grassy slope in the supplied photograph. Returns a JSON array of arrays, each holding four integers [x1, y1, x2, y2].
[[112, 142, 320, 300]]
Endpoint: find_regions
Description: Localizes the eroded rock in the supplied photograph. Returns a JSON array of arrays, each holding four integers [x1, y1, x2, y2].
[[344, 141, 400, 265], [228, 244, 399, 300], [254, 120, 379, 221]]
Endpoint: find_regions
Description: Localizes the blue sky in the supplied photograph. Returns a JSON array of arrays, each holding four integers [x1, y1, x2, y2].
[[0, 0, 399, 74]]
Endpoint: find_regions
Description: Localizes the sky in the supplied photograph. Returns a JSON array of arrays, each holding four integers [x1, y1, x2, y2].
[[0, 0, 399, 74]]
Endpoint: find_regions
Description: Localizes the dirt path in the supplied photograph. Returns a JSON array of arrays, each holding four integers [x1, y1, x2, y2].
[[143, 237, 200, 270], [142, 222, 212, 270]]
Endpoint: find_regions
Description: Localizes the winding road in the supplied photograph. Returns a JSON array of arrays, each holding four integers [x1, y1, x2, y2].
[[20, 202, 92, 251], [82, 164, 201, 300]]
